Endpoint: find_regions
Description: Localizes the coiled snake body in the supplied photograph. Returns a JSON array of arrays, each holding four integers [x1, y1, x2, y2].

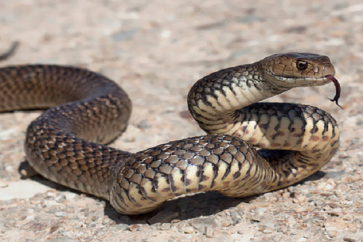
[[0, 53, 340, 215]]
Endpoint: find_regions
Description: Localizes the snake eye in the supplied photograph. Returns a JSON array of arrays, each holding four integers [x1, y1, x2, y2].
[[296, 61, 308, 70]]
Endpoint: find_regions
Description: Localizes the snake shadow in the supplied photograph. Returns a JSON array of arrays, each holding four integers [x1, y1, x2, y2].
[[104, 191, 254, 224], [104, 170, 327, 224], [19, 160, 326, 225], [19, 160, 247, 223]]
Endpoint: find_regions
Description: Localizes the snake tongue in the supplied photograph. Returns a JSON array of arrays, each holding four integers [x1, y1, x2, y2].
[[326, 75, 342, 109]]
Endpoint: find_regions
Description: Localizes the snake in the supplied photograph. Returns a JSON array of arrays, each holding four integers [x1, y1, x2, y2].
[[0, 51, 341, 215]]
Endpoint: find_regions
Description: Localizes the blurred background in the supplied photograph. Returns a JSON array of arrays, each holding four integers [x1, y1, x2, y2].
[[0, 0, 362, 241]]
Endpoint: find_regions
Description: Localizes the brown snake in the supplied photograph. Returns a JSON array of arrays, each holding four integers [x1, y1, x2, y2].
[[0, 52, 340, 215]]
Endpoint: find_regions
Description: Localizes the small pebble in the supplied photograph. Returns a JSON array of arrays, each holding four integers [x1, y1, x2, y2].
[[327, 230, 337, 238], [137, 119, 152, 129], [0, 181, 9, 188], [111, 29, 138, 42], [46, 192, 57, 198], [55, 212, 65, 217], [183, 226, 194, 234], [255, 207, 267, 215], [5, 166, 13, 172], [317, 179, 337, 192], [343, 238, 356, 242], [128, 224, 141, 232], [205, 227, 214, 238], [55, 195, 66, 203], [123, 137, 135, 143], [262, 228, 273, 234], [159, 223, 171, 230], [114, 224, 129, 231]]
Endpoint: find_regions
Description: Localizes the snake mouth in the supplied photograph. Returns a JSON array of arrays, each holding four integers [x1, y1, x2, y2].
[[326, 75, 342, 109], [270, 73, 342, 108], [268, 71, 332, 87]]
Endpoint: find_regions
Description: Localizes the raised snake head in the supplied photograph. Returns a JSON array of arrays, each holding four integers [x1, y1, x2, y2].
[[260, 52, 341, 107]]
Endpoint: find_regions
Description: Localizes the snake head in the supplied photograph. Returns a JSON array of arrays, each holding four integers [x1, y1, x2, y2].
[[261, 52, 341, 108]]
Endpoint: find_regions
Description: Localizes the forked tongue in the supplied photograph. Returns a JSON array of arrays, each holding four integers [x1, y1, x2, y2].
[[326, 75, 342, 109]]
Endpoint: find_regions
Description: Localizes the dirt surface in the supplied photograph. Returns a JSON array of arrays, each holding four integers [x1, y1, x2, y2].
[[1, 0, 363, 241]]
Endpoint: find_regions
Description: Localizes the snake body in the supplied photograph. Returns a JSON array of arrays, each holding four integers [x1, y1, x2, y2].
[[0, 53, 340, 215]]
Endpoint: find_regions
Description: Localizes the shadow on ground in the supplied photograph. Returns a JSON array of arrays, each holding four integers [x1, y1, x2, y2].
[[19, 160, 328, 225]]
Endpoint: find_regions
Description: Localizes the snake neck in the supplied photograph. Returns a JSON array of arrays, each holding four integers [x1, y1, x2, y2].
[[187, 63, 289, 135]]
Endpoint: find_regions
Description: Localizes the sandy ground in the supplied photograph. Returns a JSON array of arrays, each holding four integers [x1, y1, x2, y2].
[[0, 0, 363, 241]]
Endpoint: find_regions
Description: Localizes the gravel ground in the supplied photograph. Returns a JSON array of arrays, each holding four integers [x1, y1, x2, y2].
[[1, 0, 363, 241]]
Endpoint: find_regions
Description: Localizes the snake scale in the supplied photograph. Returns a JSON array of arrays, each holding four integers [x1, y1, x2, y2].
[[0, 52, 340, 215]]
